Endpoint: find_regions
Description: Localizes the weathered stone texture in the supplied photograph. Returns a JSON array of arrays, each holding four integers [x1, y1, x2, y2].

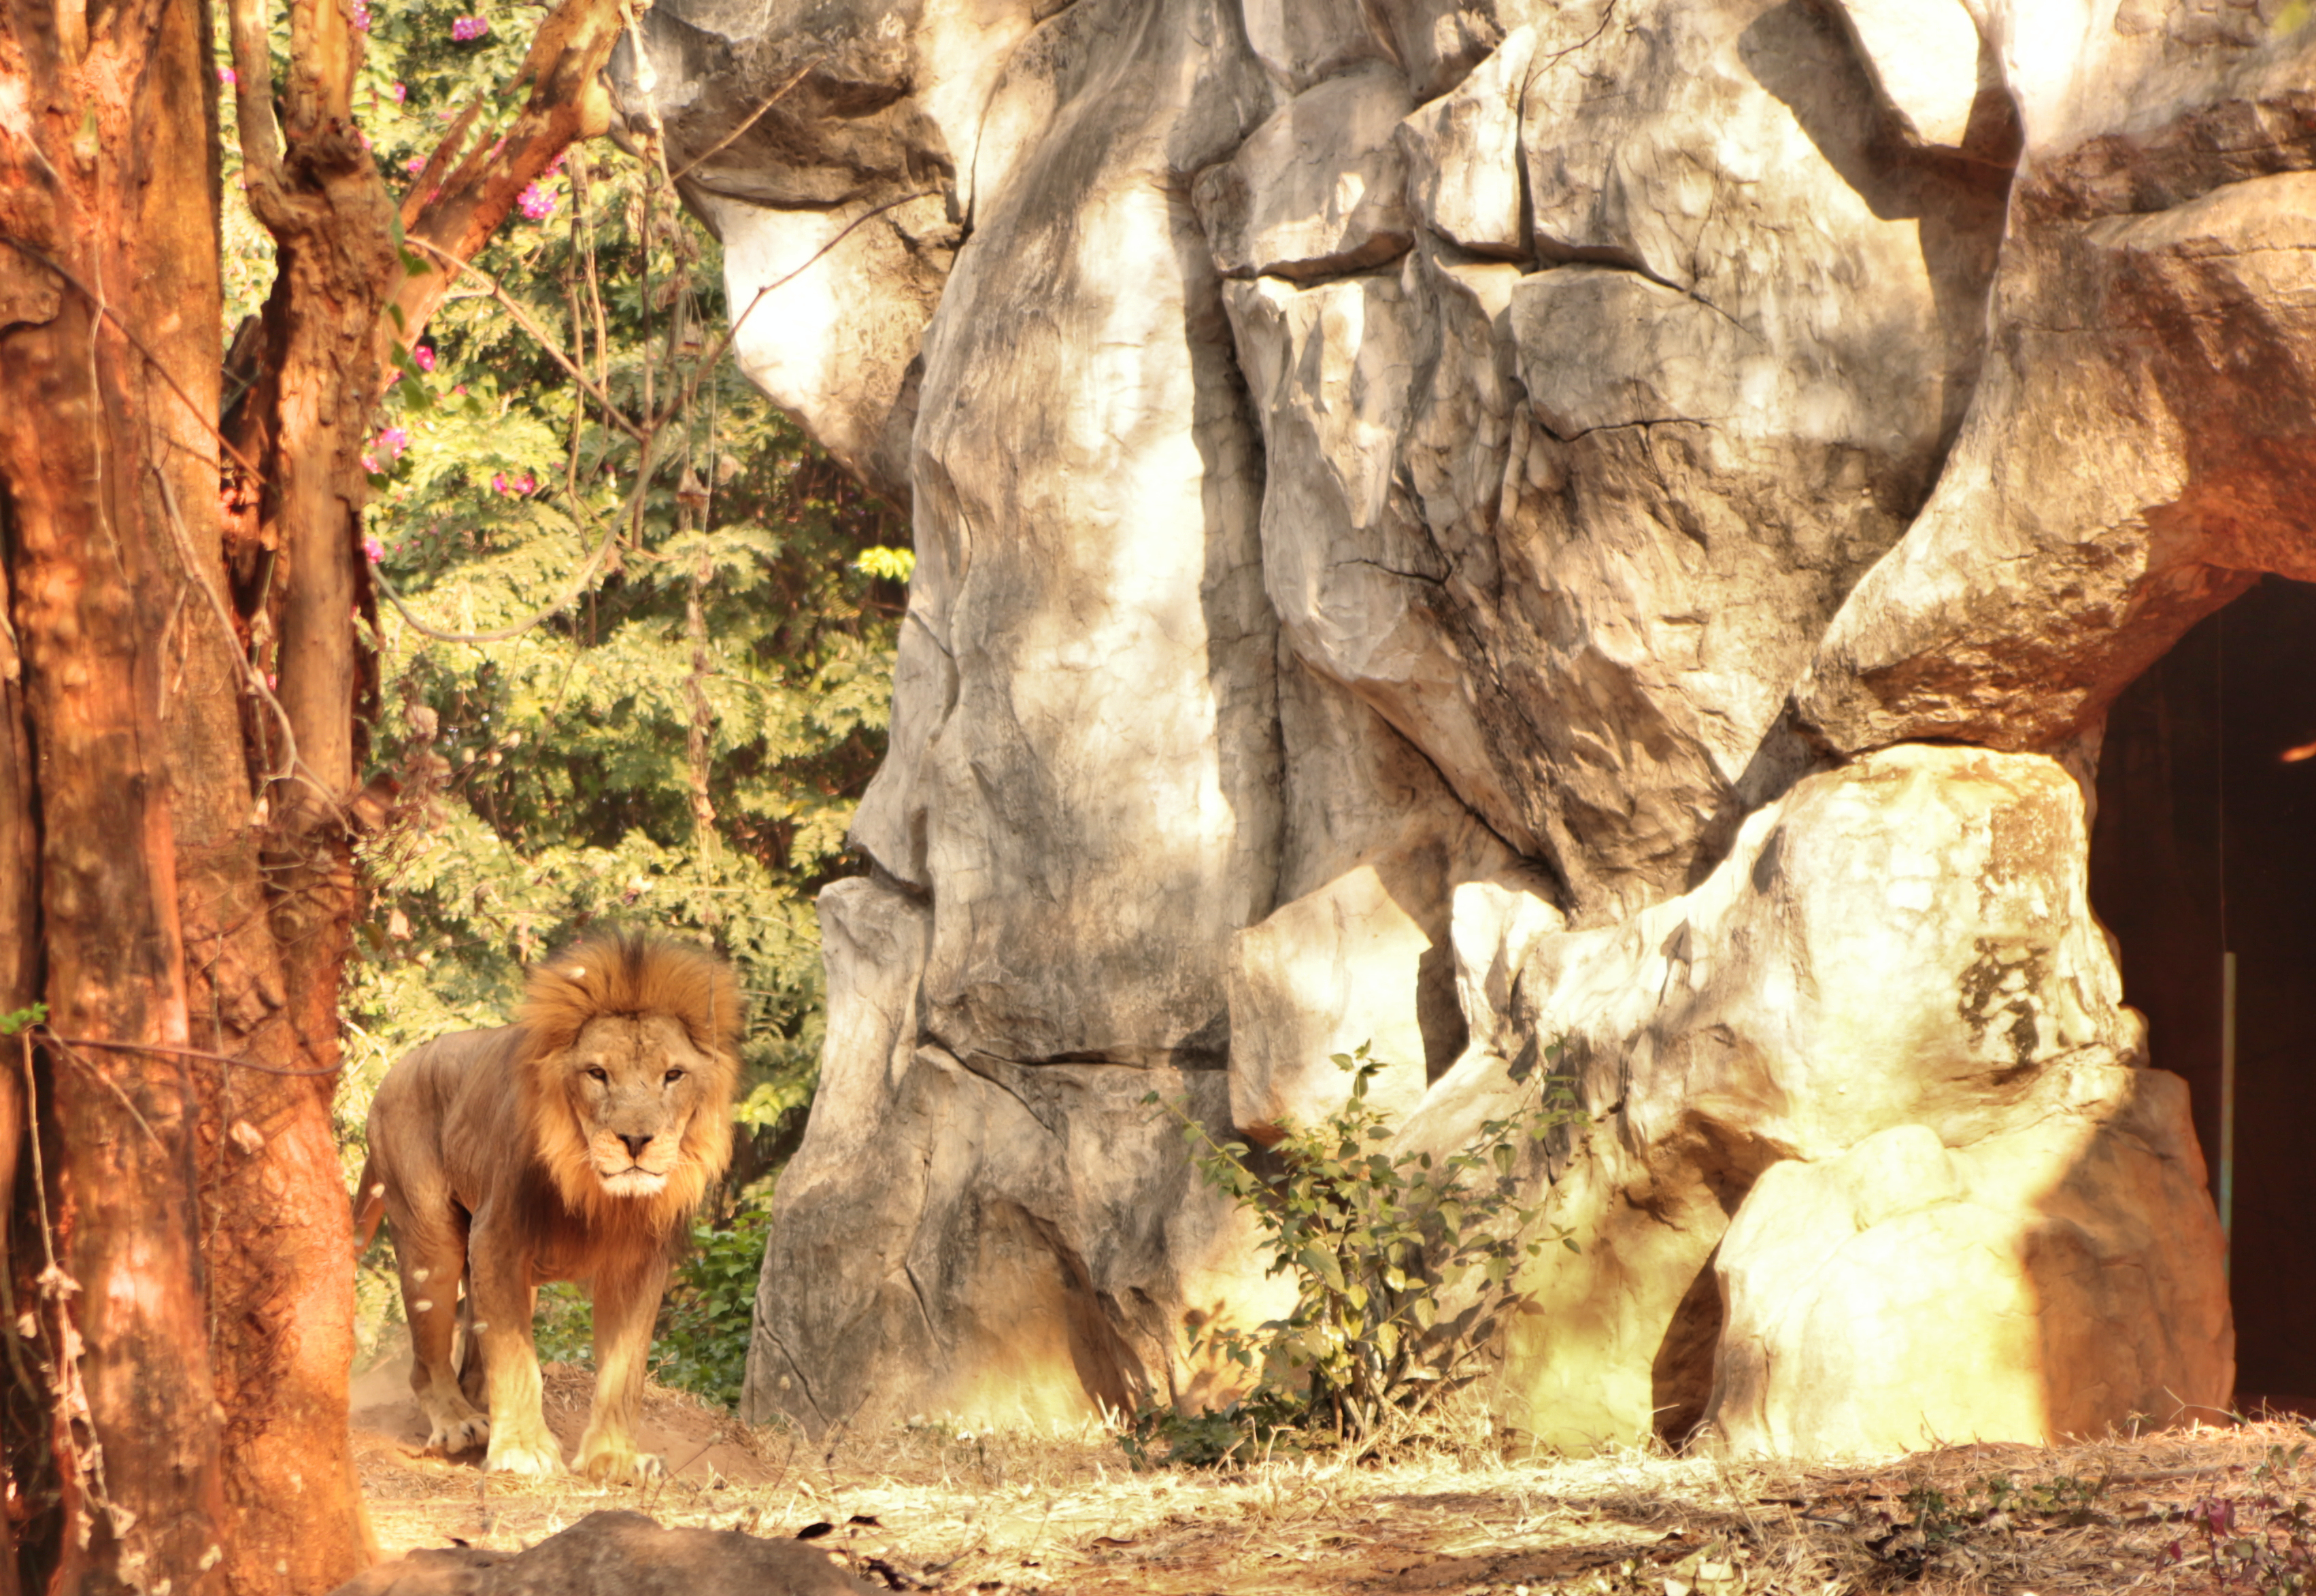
[[616, 0, 2305, 1456]]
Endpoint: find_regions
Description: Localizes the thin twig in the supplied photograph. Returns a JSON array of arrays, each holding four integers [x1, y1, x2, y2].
[[37, 1032, 343, 1079], [0, 234, 265, 480], [42, 1036, 162, 1149], [667, 57, 821, 186], [401, 236, 649, 443]]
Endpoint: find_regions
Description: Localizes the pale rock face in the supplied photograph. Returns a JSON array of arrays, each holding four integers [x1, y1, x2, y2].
[[1193, 65, 1415, 282], [1712, 1091, 2226, 1456], [1219, 0, 2011, 921], [1227, 804, 1511, 1144], [1830, 0, 1998, 152], [861, 0, 1278, 1072], [1239, 0, 1393, 92], [1396, 26, 1532, 256], [1796, 32, 2316, 752], [752, 877, 1294, 1429], [633, 0, 2280, 1456], [614, 0, 1026, 503]]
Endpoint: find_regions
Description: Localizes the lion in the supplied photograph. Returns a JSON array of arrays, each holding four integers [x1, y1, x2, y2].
[[354, 930, 741, 1482]]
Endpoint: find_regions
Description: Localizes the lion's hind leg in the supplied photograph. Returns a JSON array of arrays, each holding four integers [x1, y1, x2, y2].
[[397, 1215, 490, 1455]]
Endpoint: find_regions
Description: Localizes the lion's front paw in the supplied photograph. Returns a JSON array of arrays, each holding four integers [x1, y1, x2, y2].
[[484, 1425, 565, 1477], [575, 1433, 663, 1486]]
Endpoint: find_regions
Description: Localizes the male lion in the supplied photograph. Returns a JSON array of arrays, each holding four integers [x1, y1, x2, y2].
[[355, 930, 740, 1481]]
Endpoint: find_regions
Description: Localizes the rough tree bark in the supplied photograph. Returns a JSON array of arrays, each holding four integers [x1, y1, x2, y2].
[[0, 0, 234, 1591], [0, 0, 637, 1590]]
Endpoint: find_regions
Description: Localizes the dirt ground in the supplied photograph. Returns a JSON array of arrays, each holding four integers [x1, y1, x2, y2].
[[352, 1364, 2315, 1594]]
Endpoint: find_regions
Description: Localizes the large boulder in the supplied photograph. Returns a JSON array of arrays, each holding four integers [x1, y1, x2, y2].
[[1424, 744, 2228, 1451], [611, 0, 2304, 1453]]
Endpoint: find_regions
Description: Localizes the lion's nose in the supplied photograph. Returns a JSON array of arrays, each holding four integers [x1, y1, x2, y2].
[[617, 1134, 652, 1161]]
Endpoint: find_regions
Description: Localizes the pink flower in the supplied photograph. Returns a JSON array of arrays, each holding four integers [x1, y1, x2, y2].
[[218, 65, 238, 86], [516, 182, 557, 222], [490, 472, 507, 494], [412, 345, 436, 373], [390, 82, 407, 103], [490, 471, 537, 496], [374, 425, 409, 462], [360, 453, 378, 473], [452, 384, 467, 395], [362, 535, 385, 563], [450, 14, 488, 40], [350, 0, 370, 31], [403, 155, 426, 175]]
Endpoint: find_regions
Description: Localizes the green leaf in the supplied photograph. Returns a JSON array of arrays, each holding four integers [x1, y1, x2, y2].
[[1299, 1246, 1346, 1293]]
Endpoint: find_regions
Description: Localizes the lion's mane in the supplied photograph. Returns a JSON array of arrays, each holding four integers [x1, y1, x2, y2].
[[516, 929, 742, 1238]]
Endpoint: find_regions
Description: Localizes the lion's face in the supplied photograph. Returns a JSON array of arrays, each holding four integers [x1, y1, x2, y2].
[[558, 1013, 719, 1198]]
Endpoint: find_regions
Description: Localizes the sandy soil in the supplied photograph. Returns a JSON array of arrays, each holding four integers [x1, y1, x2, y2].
[[352, 1368, 2311, 1593]]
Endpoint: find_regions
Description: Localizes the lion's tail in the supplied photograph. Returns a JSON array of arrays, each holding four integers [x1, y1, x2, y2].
[[352, 1155, 388, 1253]]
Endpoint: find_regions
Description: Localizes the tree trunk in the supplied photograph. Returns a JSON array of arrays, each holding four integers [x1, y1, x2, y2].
[[1, 0, 643, 1586], [0, 0, 233, 1587]]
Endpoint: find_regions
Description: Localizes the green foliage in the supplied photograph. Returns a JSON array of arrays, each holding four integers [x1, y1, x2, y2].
[[1135, 1042, 1583, 1463], [0, 1003, 46, 1038], [652, 1205, 775, 1406], [1115, 1393, 1298, 1471], [533, 1281, 596, 1369], [852, 545, 916, 584]]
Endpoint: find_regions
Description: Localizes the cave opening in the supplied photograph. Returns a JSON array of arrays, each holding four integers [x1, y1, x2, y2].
[[2090, 575, 2316, 1407]]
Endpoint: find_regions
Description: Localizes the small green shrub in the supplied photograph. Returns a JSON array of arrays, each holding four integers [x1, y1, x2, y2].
[[1136, 1041, 1583, 1462], [652, 1205, 773, 1407]]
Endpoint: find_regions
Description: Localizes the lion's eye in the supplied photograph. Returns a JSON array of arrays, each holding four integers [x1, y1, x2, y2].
[[585, 1066, 609, 1084], [663, 1069, 685, 1085]]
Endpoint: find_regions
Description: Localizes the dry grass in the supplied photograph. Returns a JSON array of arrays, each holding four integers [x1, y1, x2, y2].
[[355, 1376, 2316, 1594]]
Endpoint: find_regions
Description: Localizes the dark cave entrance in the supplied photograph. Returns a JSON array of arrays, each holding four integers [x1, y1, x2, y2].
[[2091, 575, 2316, 1405]]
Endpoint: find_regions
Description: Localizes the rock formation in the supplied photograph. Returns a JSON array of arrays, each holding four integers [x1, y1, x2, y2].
[[616, 0, 2316, 1453]]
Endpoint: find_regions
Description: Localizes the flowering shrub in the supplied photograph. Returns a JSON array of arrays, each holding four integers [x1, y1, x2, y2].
[[449, 14, 488, 41]]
